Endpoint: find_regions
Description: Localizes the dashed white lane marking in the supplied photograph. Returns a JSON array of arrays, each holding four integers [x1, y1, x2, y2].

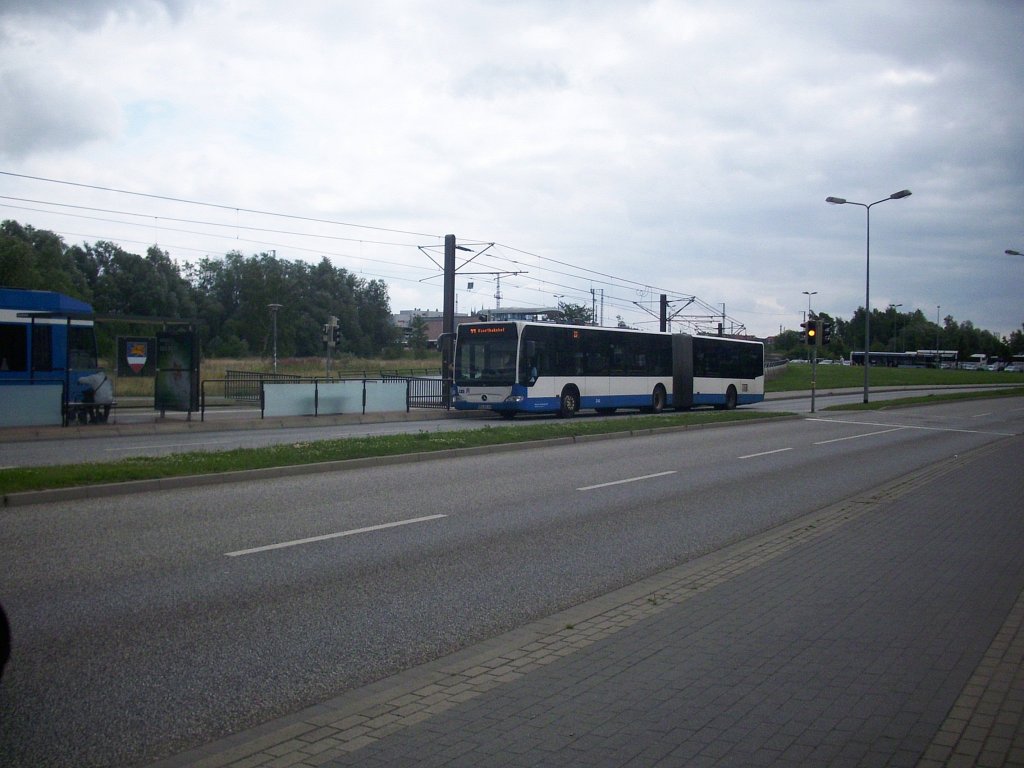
[[226, 514, 448, 557], [806, 417, 1014, 437], [814, 427, 907, 445], [578, 471, 677, 491], [738, 447, 793, 459]]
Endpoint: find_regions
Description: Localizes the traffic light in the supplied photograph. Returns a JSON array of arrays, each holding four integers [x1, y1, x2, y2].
[[821, 320, 833, 345], [322, 324, 331, 344], [806, 319, 818, 346], [332, 325, 341, 346]]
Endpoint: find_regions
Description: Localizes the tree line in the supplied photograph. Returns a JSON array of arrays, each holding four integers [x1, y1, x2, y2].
[[772, 305, 1024, 362], [3, 218, 1020, 364], [0, 220, 397, 359]]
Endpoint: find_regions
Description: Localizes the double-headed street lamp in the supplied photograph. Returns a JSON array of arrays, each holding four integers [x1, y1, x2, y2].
[[826, 189, 912, 403]]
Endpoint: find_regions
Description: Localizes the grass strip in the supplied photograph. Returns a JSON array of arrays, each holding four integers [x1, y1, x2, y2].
[[767, 365, 1024, 391], [0, 410, 787, 495], [823, 387, 1024, 411]]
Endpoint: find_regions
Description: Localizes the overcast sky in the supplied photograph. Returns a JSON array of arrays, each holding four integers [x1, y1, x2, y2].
[[1, 0, 1022, 339]]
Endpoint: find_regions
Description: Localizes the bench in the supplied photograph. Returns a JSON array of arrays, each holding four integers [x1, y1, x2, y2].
[[66, 401, 117, 425]]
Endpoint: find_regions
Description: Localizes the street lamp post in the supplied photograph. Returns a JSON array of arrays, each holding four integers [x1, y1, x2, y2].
[[888, 303, 903, 351], [936, 305, 941, 369], [826, 189, 912, 403], [802, 290, 817, 315], [268, 303, 283, 373]]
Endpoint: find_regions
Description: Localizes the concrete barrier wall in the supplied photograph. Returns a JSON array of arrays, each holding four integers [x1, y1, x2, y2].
[[262, 380, 407, 418]]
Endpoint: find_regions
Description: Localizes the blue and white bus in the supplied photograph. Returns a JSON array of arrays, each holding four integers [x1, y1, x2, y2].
[[452, 321, 764, 418], [0, 287, 103, 423]]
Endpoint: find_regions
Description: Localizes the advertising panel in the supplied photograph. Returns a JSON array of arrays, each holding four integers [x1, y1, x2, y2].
[[155, 330, 199, 411]]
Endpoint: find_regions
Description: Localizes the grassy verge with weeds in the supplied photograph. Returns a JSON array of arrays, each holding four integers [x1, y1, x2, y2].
[[0, 410, 788, 495], [822, 386, 1024, 411]]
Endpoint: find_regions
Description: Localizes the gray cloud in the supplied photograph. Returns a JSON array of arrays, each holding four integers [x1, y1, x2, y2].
[[0, 0, 193, 26], [0, 68, 119, 158]]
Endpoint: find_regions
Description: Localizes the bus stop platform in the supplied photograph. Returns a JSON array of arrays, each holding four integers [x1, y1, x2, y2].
[[152, 434, 1024, 768]]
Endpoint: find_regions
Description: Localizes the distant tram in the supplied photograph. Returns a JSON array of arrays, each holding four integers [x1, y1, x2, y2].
[[850, 350, 958, 369]]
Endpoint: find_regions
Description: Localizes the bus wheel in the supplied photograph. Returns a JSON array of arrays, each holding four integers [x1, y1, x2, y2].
[[651, 386, 666, 414], [725, 385, 738, 410], [559, 388, 579, 418]]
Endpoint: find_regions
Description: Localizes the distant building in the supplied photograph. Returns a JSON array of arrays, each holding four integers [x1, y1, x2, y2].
[[392, 309, 473, 347], [478, 306, 565, 323]]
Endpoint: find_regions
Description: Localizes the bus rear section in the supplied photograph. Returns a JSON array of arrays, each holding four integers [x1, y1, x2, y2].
[[672, 334, 765, 409]]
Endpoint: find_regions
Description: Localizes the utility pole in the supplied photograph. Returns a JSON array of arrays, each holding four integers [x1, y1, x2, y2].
[[424, 236, 500, 403], [442, 235, 456, 396]]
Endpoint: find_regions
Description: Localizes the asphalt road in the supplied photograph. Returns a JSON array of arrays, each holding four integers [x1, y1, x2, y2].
[[0, 397, 1021, 766], [0, 384, 1015, 468]]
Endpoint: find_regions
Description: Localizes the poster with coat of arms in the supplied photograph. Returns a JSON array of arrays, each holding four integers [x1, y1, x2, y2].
[[116, 337, 157, 377]]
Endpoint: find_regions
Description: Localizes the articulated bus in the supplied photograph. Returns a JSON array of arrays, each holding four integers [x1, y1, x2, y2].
[[0, 288, 102, 419], [452, 321, 764, 418]]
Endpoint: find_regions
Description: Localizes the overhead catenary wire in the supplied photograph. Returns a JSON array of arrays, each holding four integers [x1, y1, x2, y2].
[[0, 171, 442, 240], [1, 169, 749, 332]]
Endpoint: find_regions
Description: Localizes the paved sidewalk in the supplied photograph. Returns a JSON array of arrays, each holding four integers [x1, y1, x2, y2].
[[152, 435, 1024, 768]]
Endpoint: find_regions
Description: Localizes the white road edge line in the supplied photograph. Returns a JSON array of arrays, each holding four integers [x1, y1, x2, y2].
[[578, 470, 676, 491], [226, 514, 448, 557], [814, 427, 907, 445], [738, 447, 793, 459], [806, 417, 1015, 437]]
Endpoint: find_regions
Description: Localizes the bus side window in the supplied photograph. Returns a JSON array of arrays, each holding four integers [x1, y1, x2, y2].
[[522, 339, 539, 385]]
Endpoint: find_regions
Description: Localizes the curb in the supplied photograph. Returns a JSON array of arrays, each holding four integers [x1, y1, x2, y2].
[[2, 414, 798, 508]]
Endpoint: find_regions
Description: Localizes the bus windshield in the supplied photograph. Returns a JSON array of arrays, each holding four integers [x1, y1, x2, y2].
[[454, 324, 519, 386]]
